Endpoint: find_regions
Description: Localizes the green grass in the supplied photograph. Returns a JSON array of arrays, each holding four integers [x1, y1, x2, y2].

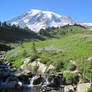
[[64, 72, 74, 80], [5, 26, 92, 79], [32, 65, 38, 73]]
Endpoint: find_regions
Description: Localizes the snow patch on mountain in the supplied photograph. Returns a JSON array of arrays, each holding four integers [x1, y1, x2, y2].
[[7, 9, 92, 32]]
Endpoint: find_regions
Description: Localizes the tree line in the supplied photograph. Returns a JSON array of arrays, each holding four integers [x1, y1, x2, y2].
[[0, 21, 43, 42]]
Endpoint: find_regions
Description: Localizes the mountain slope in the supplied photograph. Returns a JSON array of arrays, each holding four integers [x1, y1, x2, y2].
[[7, 9, 74, 32]]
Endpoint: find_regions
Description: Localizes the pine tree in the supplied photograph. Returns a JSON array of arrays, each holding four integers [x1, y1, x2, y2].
[[32, 41, 37, 55], [0, 21, 1, 27]]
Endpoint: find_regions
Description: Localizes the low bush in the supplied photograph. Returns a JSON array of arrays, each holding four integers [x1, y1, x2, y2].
[[32, 65, 38, 73], [64, 73, 74, 81], [55, 62, 64, 72], [67, 63, 76, 71], [30, 54, 39, 62], [64, 72, 80, 85]]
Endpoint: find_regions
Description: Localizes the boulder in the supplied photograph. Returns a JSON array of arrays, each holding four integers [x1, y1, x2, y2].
[[33, 75, 44, 85], [20, 57, 30, 71], [0, 71, 11, 79], [67, 63, 76, 71], [70, 60, 76, 65], [6, 81, 17, 88], [64, 85, 74, 92], [77, 83, 91, 92], [87, 57, 92, 61], [29, 60, 47, 74], [45, 74, 64, 87], [17, 81, 23, 88], [18, 81, 22, 87], [65, 79, 73, 85], [7, 76, 19, 82], [18, 74, 30, 84], [6, 76, 22, 89]]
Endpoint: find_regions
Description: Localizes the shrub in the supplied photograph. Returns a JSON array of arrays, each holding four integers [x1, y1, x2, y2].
[[32, 65, 38, 73], [12, 58, 22, 68], [64, 72, 79, 85], [64, 73, 74, 85], [50, 69, 57, 74], [67, 63, 76, 71], [64, 73, 74, 81], [40, 56, 51, 64], [30, 54, 39, 62], [55, 62, 64, 72], [23, 49, 27, 57]]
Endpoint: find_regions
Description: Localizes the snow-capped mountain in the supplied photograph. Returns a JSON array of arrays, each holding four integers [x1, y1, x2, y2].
[[7, 9, 74, 32], [7, 9, 92, 32]]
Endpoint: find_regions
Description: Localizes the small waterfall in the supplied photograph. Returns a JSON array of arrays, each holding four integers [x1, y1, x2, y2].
[[22, 75, 41, 92], [30, 76, 35, 86], [43, 76, 50, 86], [0, 74, 64, 92], [23, 75, 35, 87]]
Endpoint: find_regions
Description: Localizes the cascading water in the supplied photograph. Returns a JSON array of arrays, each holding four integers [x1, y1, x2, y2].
[[23, 75, 35, 87], [0, 54, 64, 92], [0, 75, 64, 92]]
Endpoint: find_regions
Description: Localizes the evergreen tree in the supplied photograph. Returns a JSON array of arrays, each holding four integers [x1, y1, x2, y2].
[[2, 21, 7, 27], [0, 21, 1, 27], [32, 41, 37, 55]]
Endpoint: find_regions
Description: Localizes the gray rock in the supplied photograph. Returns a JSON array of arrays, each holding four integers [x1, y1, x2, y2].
[[33, 75, 44, 85], [6, 81, 17, 88], [64, 85, 74, 92], [87, 57, 92, 61], [77, 83, 91, 92]]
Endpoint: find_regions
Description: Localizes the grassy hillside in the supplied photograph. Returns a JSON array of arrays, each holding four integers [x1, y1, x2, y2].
[[38, 24, 89, 38], [5, 25, 92, 80]]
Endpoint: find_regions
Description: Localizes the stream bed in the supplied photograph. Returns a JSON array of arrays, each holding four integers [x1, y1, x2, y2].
[[0, 87, 64, 92]]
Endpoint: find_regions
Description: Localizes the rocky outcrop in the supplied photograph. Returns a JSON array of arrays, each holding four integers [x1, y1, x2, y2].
[[29, 59, 47, 74], [19, 57, 55, 74], [29, 58, 55, 74]]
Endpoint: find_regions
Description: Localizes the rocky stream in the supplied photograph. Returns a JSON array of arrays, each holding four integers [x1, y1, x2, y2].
[[0, 54, 65, 92], [0, 54, 91, 92]]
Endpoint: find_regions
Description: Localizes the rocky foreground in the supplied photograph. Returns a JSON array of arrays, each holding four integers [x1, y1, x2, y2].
[[0, 54, 91, 92]]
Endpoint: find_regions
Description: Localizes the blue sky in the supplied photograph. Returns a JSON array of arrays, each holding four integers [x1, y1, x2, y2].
[[0, 0, 92, 22]]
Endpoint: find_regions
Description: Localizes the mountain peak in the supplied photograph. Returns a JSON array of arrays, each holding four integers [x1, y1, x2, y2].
[[27, 9, 41, 14], [8, 9, 88, 32]]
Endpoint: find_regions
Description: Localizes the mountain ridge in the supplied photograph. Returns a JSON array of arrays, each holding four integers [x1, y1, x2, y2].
[[7, 9, 92, 32]]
